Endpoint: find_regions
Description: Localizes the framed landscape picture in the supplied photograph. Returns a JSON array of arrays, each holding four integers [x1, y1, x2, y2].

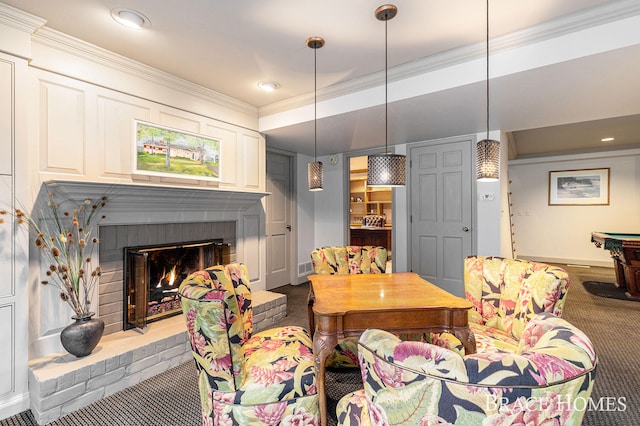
[[548, 168, 610, 205], [133, 120, 221, 181]]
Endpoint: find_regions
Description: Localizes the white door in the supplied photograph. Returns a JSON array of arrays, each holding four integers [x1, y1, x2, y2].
[[409, 138, 474, 296], [266, 151, 293, 290]]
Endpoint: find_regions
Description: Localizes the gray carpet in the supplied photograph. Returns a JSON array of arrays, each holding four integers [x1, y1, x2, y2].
[[560, 265, 640, 426], [2, 264, 638, 425]]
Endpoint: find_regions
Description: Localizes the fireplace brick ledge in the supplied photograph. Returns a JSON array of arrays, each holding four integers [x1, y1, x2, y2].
[[27, 290, 287, 425]]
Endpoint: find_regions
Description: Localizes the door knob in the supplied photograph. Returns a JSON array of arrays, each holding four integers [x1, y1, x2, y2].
[[463, 226, 469, 232], [286, 225, 292, 231]]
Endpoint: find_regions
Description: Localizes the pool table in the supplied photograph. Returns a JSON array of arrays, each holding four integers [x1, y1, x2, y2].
[[591, 232, 640, 299]]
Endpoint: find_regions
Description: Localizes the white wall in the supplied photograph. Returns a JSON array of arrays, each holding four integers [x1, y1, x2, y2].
[[508, 149, 640, 266], [476, 131, 511, 257], [295, 152, 315, 283], [313, 153, 346, 248], [295, 153, 346, 282]]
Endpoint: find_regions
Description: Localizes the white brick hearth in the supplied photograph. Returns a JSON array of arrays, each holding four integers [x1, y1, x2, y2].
[[28, 291, 287, 425]]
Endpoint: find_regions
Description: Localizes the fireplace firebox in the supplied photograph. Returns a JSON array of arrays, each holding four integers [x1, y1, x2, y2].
[[124, 240, 230, 330]]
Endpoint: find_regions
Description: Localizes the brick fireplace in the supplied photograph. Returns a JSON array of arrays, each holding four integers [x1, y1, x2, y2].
[[27, 181, 290, 425]]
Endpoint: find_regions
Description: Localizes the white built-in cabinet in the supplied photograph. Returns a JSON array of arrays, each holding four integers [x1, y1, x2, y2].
[[0, 51, 30, 420]]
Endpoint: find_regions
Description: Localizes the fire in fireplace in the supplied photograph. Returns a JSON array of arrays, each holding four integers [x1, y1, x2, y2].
[[124, 239, 230, 330]]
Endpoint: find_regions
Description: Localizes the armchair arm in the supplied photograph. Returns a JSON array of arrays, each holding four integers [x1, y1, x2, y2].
[[359, 329, 468, 382], [180, 296, 236, 393]]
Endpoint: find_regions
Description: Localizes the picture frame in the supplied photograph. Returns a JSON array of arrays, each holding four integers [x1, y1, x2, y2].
[[133, 120, 221, 181], [548, 168, 610, 205]]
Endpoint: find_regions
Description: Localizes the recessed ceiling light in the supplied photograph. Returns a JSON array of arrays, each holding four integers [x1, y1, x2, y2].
[[258, 81, 280, 92], [601, 137, 615, 142], [111, 8, 150, 30]]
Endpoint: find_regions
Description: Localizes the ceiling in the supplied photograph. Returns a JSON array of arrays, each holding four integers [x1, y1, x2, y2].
[[4, 0, 640, 159]]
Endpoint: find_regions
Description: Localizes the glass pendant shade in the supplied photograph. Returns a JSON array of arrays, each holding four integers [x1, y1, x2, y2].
[[308, 161, 323, 191], [476, 139, 500, 181], [367, 153, 406, 186]]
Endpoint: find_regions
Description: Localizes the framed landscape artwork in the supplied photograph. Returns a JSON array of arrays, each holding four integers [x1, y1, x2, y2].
[[548, 168, 610, 205], [133, 120, 221, 181]]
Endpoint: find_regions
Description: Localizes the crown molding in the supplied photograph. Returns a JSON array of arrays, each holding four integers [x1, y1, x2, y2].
[[0, 2, 46, 34], [259, 0, 640, 118], [30, 27, 258, 119], [508, 146, 640, 165]]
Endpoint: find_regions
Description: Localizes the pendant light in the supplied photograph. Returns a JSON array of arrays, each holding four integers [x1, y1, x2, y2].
[[307, 36, 324, 191], [477, 0, 500, 182], [367, 4, 406, 187]]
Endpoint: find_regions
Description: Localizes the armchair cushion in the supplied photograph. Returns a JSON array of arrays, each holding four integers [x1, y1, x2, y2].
[[180, 264, 319, 425], [337, 313, 597, 425]]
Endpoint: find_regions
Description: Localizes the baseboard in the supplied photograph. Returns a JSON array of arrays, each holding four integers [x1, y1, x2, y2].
[[0, 392, 30, 422]]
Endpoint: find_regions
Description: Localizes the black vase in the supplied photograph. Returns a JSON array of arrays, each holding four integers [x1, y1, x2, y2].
[[60, 312, 105, 357]]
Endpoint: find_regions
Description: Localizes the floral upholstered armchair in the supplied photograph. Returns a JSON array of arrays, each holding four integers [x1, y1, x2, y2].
[[429, 256, 571, 355], [309, 246, 388, 368], [179, 263, 319, 425], [337, 313, 598, 425], [310, 245, 388, 275]]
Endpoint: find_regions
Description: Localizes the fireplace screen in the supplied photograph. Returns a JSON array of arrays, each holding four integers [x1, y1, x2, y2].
[[124, 240, 230, 330]]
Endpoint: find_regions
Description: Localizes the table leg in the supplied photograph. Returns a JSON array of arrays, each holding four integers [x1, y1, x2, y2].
[[453, 325, 476, 355], [623, 265, 640, 299], [313, 334, 333, 426], [612, 256, 628, 290]]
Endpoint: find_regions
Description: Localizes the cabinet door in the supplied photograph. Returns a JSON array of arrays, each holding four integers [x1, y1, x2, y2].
[[0, 58, 11, 174]]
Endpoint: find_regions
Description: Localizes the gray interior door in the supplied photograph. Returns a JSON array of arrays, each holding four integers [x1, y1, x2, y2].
[[409, 138, 473, 296], [266, 151, 293, 290]]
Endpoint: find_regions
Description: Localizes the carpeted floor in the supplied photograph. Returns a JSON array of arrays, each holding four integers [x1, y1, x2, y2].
[[2, 264, 639, 425], [560, 265, 640, 426]]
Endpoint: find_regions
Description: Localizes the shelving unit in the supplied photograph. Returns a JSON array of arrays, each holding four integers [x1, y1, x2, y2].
[[349, 169, 392, 226]]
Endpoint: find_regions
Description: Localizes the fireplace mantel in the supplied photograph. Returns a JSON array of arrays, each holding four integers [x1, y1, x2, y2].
[[44, 180, 269, 217]]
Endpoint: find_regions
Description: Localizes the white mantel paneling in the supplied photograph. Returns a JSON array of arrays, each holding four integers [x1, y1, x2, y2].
[[43, 180, 268, 221]]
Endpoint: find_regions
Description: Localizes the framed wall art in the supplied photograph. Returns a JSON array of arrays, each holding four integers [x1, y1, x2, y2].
[[133, 120, 221, 181], [548, 168, 610, 205]]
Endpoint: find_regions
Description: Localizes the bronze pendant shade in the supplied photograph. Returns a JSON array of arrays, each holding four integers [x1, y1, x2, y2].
[[367, 4, 406, 187], [307, 36, 324, 191], [477, 0, 500, 182]]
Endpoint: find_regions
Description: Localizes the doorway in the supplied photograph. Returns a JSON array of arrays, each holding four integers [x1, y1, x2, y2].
[[348, 155, 393, 253]]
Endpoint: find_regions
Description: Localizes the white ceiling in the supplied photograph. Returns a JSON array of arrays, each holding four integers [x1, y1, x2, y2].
[[4, 0, 640, 158]]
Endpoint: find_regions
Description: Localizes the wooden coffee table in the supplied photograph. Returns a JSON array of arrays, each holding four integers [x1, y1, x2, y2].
[[308, 272, 475, 425]]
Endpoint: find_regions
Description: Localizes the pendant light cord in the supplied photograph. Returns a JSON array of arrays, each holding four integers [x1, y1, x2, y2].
[[485, 0, 490, 142], [384, 17, 389, 155], [314, 46, 318, 162]]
